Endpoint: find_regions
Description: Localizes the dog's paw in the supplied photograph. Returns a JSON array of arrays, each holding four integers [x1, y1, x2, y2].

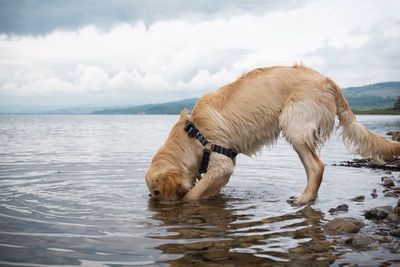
[[287, 194, 316, 206]]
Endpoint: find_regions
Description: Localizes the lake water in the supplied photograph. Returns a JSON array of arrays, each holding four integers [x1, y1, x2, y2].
[[0, 115, 399, 266]]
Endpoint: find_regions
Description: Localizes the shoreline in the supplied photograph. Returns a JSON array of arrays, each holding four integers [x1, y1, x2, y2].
[[353, 109, 400, 115], [322, 159, 400, 262]]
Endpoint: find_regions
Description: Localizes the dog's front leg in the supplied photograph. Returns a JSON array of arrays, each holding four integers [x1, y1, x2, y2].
[[183, 155, 234, 201]]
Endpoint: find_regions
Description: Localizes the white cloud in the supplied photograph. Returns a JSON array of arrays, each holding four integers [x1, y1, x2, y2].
[[1, 0, 400, 108]]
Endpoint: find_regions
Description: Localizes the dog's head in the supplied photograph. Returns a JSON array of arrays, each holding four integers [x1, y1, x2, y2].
[[145, 165, 192, 201], [145, 109, 195, 201]]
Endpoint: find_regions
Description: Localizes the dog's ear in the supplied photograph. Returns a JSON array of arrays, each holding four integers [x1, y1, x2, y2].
[[180, 109, 190, 121], [386, 131, 394, 136]]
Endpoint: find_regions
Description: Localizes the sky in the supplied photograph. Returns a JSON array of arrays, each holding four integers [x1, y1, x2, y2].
[[0, 0, 399, 112]]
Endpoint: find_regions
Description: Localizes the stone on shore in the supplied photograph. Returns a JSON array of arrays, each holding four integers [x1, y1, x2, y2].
[[381, 177, 395, 188], [394, 207, 400, 216], [345, 234, 372, 249], [350, 195, 365, 202], [384, 191, 399, 198], [386, 214, 400, 224], [328, 204, 349, 214], [324, 218, 363, 234], [364, 206, 393, 220], [390, 227, 400, 238]]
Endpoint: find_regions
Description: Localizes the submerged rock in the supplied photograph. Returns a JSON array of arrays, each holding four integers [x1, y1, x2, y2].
[[350, 195, 365, 202], [364, 206, 393, 220], [324, 218, 363, 234], [345, 234, 372, 249]]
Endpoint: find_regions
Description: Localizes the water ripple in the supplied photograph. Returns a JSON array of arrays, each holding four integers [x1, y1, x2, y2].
[[0, 115, 399, 266]]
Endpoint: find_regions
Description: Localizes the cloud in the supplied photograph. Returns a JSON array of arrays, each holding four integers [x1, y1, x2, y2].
[[306, 19, 400, 86], [0, 0, 399, 110], [0, 0, 308, 35]]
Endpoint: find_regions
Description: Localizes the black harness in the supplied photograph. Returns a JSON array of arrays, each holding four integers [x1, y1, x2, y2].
[[184, 121, 238, 174]]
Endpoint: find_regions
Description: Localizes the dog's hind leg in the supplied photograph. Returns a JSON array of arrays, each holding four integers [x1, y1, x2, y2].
[[279, 92, 335, 205], [289, 143, 324, 205]]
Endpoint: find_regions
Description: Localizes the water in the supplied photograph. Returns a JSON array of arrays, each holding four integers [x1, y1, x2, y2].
[[0, 115, 399, 266]]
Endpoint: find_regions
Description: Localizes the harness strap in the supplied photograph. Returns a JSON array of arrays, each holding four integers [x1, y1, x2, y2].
[[184, 121, 238, 174]]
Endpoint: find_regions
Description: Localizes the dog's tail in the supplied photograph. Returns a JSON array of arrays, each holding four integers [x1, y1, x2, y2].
[[327, 78, 400, 164]]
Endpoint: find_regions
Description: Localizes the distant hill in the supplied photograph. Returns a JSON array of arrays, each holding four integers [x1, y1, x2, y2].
[[93, 98, 198, 115], [343, 82, 400, 109], [93, 82, 400, 114]]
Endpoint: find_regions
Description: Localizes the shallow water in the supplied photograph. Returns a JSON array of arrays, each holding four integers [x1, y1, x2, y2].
[[0, 114, 399, 266]]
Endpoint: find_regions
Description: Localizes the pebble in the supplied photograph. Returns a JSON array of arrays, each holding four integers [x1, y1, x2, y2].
[[324, 218, 362, 234], [350, 195, 365, 202], [364, 206, 393, 220], [371, 189, 378, 198]]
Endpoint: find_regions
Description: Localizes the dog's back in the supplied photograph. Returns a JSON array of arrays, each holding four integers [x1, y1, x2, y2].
[[191, 65, 336, 155]]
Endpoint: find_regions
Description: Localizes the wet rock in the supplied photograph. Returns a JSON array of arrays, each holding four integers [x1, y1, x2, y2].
[[381, 177, 395, 188], [385, 170, 392, 175], [345, 234, 372, 249], [386, 214, 400, 224], [364, 206, 393, 220], [384, 191, 399, 198], [397, 199, 400, 207], [394, 207, 400, 216], [390, 227, 400, 237], [336, 204, 349, 212], [324, 218, 363, 234], [304, 240, 332, 253], [186, 241, 212, 250], [392, 189, 400, 195], [328, 204, 348, 214], [350, 195, 365, 202], [371, 189, 378, 198]]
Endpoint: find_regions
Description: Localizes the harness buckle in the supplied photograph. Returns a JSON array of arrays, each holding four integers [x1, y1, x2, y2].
[[204, 142, 214, 150]]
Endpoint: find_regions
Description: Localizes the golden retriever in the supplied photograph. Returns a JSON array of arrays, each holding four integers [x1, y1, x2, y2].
[[145, 65, 400, 205]]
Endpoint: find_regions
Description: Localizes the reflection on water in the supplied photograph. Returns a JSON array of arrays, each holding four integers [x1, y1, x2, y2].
[[148, 197, 334, 266], [0, 115, 399, 266]]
